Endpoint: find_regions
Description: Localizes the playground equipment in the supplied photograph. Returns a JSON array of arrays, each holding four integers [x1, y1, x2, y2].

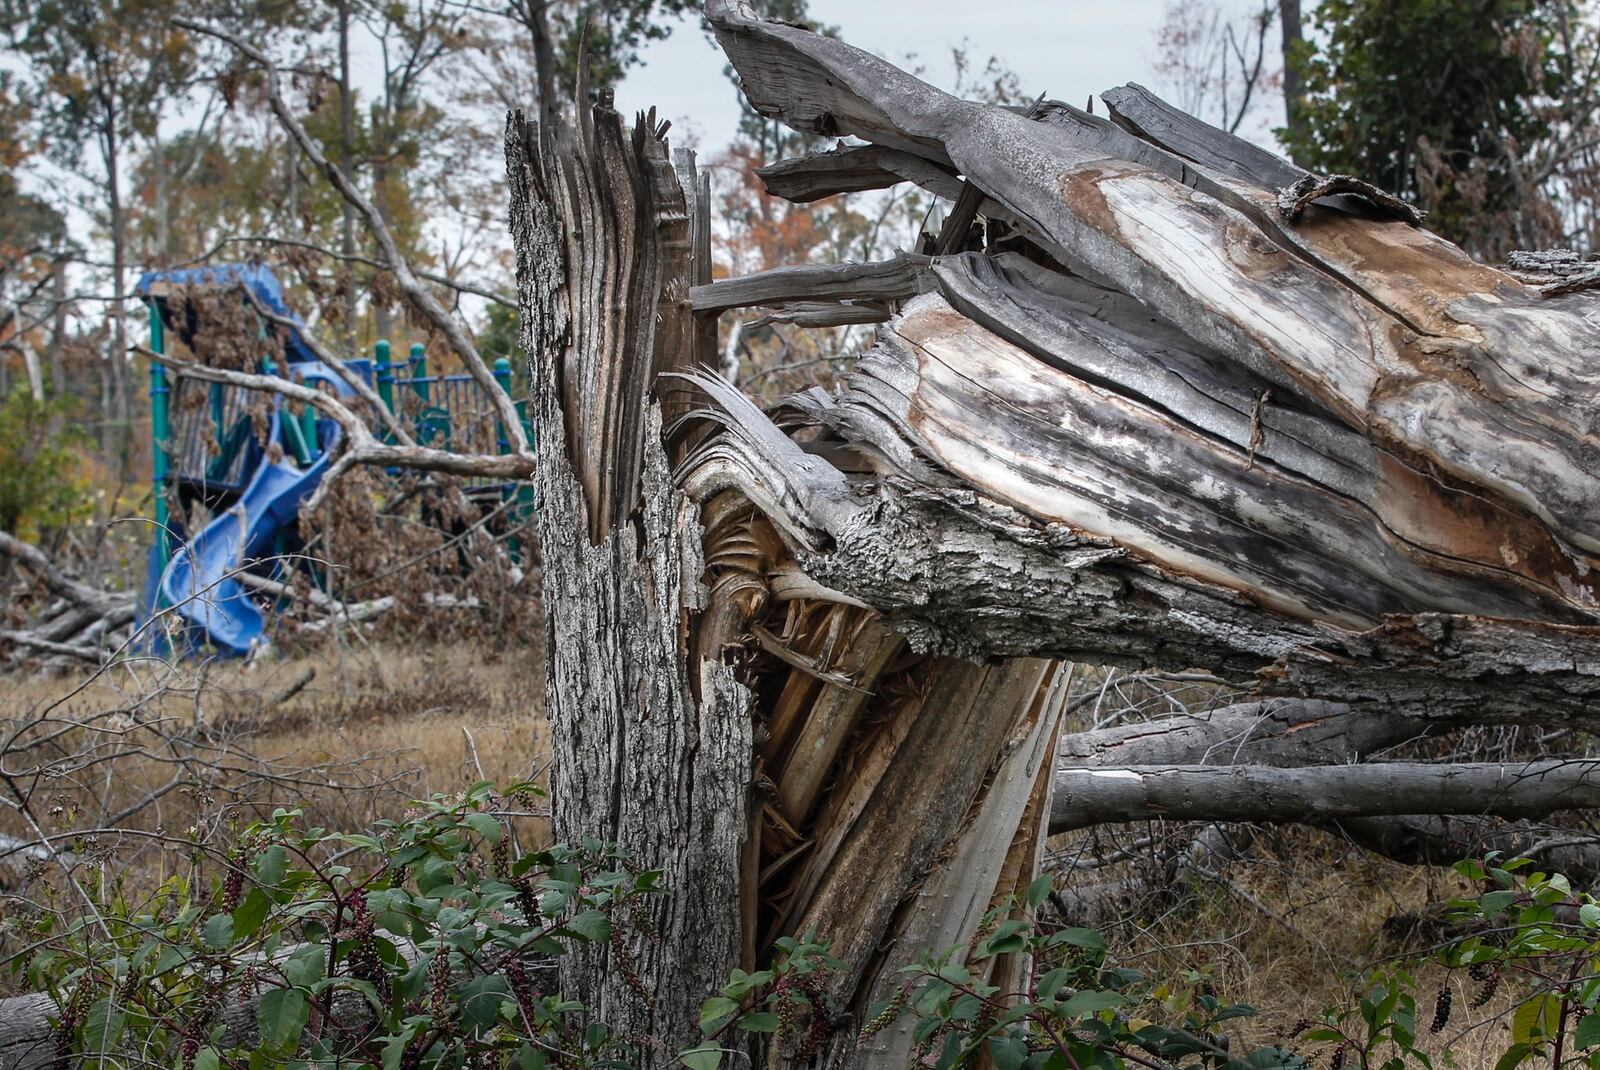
[[137, 264, 530, 657]]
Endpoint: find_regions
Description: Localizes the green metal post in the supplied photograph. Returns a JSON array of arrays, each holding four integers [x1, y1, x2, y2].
[[265, 359, 311, 466], [301, 401, 319, 460], [493, 356, 512, 456], [209, 382, 225, 449], [148, 302, 172, 577], [410, 342, 429, 402], [375, 339, 395, 436]]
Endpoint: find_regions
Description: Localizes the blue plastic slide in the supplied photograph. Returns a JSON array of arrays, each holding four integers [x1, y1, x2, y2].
[[155, 410, 338, 657], [136, 264, 366, 656]]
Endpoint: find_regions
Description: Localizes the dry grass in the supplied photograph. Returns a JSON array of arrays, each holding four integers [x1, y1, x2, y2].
[[0, 652, 1556, 1066], [5, 639, 548, 787], [1062, 825, 1542, 1069], [0, 638, 551, 885]]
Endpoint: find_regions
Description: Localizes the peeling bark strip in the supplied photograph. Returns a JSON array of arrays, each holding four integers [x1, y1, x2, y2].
[[506, 104, 749, 1060]]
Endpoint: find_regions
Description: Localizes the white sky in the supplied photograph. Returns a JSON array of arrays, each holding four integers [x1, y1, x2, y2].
[[617, 1, 1250, 154]]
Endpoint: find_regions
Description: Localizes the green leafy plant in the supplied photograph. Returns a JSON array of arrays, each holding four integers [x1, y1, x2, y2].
[[1292, 970, 1430, 1070], [18, 782, 660, 1070], [0, 385, 87, 536], [1436, 858, 1600, 1070], [694, 875, 1302, 1070]]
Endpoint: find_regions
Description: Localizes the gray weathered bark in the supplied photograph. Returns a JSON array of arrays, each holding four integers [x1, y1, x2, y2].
[[507, 100, 750, 1062], [1051, 760, 1600, 832], [497, 4, 1600, 1065]]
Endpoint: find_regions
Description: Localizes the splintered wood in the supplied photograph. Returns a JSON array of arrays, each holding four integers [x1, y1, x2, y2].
[[508, 2, 1600, 1066]]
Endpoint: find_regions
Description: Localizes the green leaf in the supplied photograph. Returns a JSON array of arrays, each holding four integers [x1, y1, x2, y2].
[[381, 1027, 416, 1070], [202, 913, 235, 949], [1513, 995, 1560, 1046], [80, 998, 124, 1054], [699, 996, 740, 1035], [231, 888, 272, 942], [1037, 969, 1072, 1002], [1578, 1014, 1600, 1050], [258, 987, 309, 1049], [1581, 903, 1600, 929], [1044, 927, 1106, 953], [459, 974, 512, 1037], [566, 909, 611, 943], [193, 1048, 220, 1070], [681, 1044, 723, 1070], [256, 845, 287, 889], [737, 1011, 781, 1033], [1026, 874, 1054, 910], [988, 1033, 1032, 1070], [283, 944, 325, 988], [977, 920, 1033, 957], [464, 813, 504, 842], [1494, 1043, 1535, 1070], [1481, 890, 1517, 916], [1057, 991, 1130, 1018]]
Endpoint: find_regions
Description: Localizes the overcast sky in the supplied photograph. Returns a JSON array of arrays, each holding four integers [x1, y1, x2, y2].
[[618, 2, 1203, 153]]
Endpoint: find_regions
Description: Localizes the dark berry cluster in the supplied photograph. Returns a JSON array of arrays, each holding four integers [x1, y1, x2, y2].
[[609, 924, 653, 1006], [1469, 964, 1502, 1008], [1430, 987, 1452, 1034], [857, 983, 911, 1046]]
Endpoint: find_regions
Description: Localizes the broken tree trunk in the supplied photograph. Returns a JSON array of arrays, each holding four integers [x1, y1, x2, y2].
[[509, 91, 1068, 1070], [507, 4, 1600, 1067], [507, 99, 751, 1063]]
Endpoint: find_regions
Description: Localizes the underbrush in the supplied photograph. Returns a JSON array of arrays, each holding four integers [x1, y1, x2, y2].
[[2, 654, 1593, 1069], [0, 638, 550, 996]]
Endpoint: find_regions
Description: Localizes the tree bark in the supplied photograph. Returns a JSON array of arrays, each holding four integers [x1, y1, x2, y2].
[[338, 0, 358, 353], [1278, 0, 1307, 159], [497, 5, 1600, 1065], [508, 100, 751, 1064], [1051, 760, 1600, 832]]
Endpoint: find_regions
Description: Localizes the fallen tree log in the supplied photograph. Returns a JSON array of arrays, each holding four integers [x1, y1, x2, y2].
[[1050, 761, 1600, 833], [1335, 814, 1600, 882], [1057, 698, 1436, 767], [682, 0, 1600, 730]]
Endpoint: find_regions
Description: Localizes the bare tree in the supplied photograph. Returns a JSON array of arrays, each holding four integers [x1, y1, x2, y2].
[[1154, 0, 1279, 135]]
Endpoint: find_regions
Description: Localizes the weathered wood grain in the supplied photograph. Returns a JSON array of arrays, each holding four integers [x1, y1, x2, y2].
[[706, 0, 1600, 557], [690, 254, 935, 316], [508, 106, 750, 1066]]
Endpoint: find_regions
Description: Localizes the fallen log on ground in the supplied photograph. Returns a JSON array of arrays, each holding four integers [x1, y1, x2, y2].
[[1050, 761, 1600, 833]]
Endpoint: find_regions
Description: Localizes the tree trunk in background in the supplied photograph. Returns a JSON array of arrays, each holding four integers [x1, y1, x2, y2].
[[338, 0, 358, 353], [49, 259, 66, 398], [152, 123, 170, 261], [1279, 0, 1307, 160], [106, 123, 131, 473]]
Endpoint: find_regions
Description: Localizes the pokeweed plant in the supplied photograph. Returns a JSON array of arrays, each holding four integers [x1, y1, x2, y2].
[[16, 781, 661, 1070], [1436, 857, 1600, 1070], [1293, 856, 1600, 1070], [27, 797, 1600, 1070], [692, 874, 1306, 1070]]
